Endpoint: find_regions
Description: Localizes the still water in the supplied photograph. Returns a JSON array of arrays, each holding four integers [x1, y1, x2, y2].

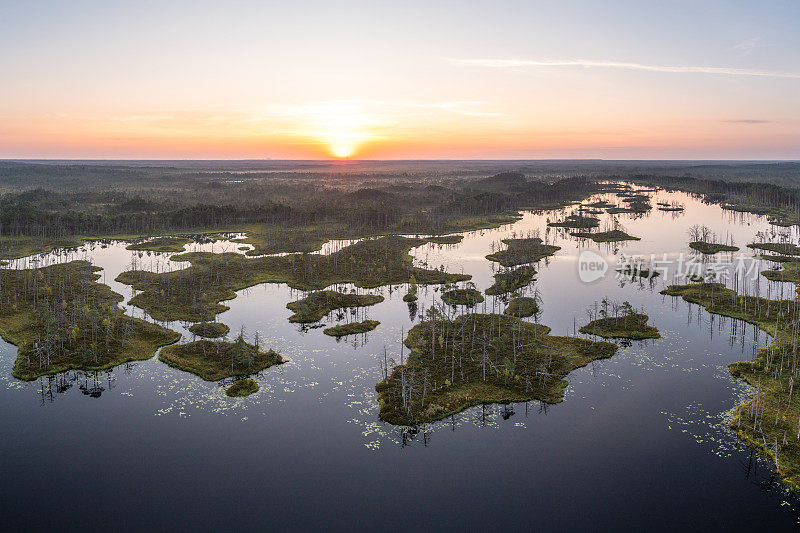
[[1, 187, 798, 530]]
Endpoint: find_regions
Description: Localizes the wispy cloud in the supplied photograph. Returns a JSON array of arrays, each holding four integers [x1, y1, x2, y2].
[[722, 119, 772, 124], [446, 58, 800, 79], [732, 37, 761, 52]]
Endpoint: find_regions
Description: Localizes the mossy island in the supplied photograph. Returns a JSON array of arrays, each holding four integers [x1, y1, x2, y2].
[[188, 322, 230, 338], [425, 235, 463, 245], [127, 236, 193, 253], [486, 237, 560, 267], [0, 261, 180, 381], [226, 378, 259, 397], [375, 312, 618, 425], [504, 296, 539, 317], [761, 262, 800, 283], [286, 290, 384, 323], [580, 313, 659, 339], [324, 320, 380, 337], [441, 287, 485, 306], [616, 264, 660, 279], [689, 241, 739, 254], [547, 215, 600, 229], [117, 235, 469, 322], [747, 242, 800, 256], [570, 229, 640, 242], [485, 265, 536, 295], [159, 336, 283, 381]]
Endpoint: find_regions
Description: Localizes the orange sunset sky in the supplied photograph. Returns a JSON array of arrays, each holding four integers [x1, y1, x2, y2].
[[1, 1, 799, 160]]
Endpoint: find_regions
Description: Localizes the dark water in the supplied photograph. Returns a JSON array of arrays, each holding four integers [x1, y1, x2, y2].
[[1, 188, 799, 531]]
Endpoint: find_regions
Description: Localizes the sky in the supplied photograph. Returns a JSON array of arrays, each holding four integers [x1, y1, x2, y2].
[[1, 0, 799, 160]]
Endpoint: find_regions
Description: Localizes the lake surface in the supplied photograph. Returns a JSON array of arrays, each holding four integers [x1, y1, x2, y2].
[[2, 187, 799, 530]]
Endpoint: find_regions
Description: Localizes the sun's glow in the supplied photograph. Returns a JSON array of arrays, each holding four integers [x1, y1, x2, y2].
[[308, 102, 378, 158]]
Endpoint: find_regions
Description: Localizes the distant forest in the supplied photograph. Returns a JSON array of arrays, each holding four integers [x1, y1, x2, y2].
[[0, 160, 798, 241]]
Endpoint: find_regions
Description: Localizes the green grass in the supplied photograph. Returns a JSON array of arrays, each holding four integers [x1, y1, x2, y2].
[[570, 230, 640, 242], [323, 320, 380, 337], [375, 313, 618, 425], [689, 241, 740, 254], [188, 322, 230, 338], [127, 236, 193, 253], [661, 282, 800, 490], [579, 313, 660, 339], [485, 265, 536, 295], [286, 290, 384, 323], [486, 238, 561, 267], [117, 235, 470, 322], [0, 261, 180, 380], [441, 288, 485, 306], [504, 296, 539, 317], [226, 378, 259, 397], [159, 337, 283, 381]]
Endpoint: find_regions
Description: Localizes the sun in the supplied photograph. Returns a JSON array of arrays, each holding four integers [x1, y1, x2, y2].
[[330, 143, 356, 158], [311, 102, 377, 159]]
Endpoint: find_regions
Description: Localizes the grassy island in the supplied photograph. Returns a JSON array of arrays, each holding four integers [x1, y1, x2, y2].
[[286, 290, 384, 323], [486, 238, 561, 267], [485, 265, 536, 295], [127, 236, 193, 253], [226, 378, 259, 397], [0, 261, 180, 380], [375, 313, 618, 425], [441, 287, 485, 306], [607, 201, 651, 214], [570, 230, 640, 242], [425, 235, 463, 245], [761, 262, 800, 283], [580, 313, 659, 339], [117, 236, 469, 322], [188, 322, 230, 338], [547, 215, 600, 229], [661, 282, 800, 490], [689, 241, 740, 254], [747, 242, 800, 256], [323, 320, 380, 337], [616, 265, 660, 279], [159, 336, 283, 381], [504, 296, 539, 317]]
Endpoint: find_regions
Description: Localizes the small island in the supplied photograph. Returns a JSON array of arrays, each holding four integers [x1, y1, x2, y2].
[[486, 237, 561, 267], [127, 236, 193, 253], [226, 378, 259, 397], [425, 235, 463, 245], [747, 242, 800, 256], [286, 290, 384, 323], [570, 229, 640, 242], [547, 215, 600, 229], [375, 312, 618, 425], [159, 336, 284, 381], [323, 320, 380, 337], [441, 287, 485, 306], [689, 241, 739, 254], [188, 322, 230, 338], [580, 313, 659, 339]]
